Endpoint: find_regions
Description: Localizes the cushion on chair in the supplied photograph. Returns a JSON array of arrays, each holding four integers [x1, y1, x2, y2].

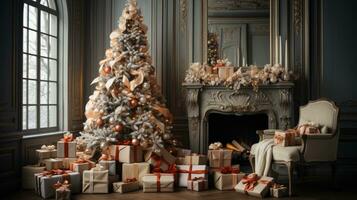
[[251, 143, 301, 162]]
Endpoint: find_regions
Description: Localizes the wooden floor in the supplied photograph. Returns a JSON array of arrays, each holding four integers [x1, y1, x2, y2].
[[6, 181, 357, 200]]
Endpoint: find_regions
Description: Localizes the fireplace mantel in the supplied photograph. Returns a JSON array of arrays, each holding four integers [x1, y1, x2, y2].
[[183, 82, 294, 153]]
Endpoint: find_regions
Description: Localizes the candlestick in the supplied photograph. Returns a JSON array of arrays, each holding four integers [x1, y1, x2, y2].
[[279, 36, 282, 65], [285, 39, 288, 71]]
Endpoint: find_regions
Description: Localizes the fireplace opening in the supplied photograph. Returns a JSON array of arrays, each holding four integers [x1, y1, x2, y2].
[[208, 112, 269, 166]]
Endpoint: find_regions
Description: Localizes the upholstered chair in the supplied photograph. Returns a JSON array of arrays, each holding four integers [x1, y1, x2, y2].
[[249, 99, 340, 196]]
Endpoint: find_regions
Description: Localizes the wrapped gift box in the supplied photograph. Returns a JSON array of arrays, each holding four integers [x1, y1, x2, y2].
[[184, 154, 207, 165], [70, 159, 92, 175], [207, 149, 232, 168], [187, 178, 208, 191], [144, 147, 176, 172], [142, 173, 174, 192], [218, 66, 234, 80], [99, 160, 116, 176], [176, 148, 192, 157], [55, 186, 71, 200], [44, 158, 63, 170], [57, 141, 77, 158], [82, 169, 109, 193], [235, 175, 274, 198], [214, 171, 245, 190], [34, 171, 80, 199], [176, 157, 186, 165], [176, 165, 208, 187], [36, 147, 57, 160], [109, 145, 143, 163], [274, 130, 297, 146], [270, 184, 288, 198], [22, 165, 46, 189], [122, 162, 150, 187], [113, 180, 140, 193], [62, 158, 77, 170]]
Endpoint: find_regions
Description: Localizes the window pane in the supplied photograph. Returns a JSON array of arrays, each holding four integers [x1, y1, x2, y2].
[[41, 34, 49, 57], [23, 29, 28, 53], [28, 106, 37, 129], [49, 14, 57, 36], [29, 30, 37, 54], [28, 5, 38, 30], [23, 4, 28, 27], [23, 80, 27, 104], [49, 106, 57, 127], [48, 0, 56, 10], [40, 0, 48, 7], [40, 81, 48, 104], [40, 106, 48, 128], [28, 80, 37, 104], [23, 106, 27, 130], [49, 82, 57, 104], [23, 54, 28, 78], [49, 59, 57, 81], [40, 11, 49, 34], [28, 55, 37, 79], [40, 58, 48, 80], [49, 37, 57, 58]]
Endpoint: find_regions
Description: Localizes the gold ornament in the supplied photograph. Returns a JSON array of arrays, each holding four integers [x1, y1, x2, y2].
[[96, 118, 104, 127], [114, 124, 123, 133], [131, 138, 139, 146], [130, 99, 138, 108]]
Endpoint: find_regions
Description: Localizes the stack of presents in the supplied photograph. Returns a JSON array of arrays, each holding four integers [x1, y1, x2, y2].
[[22, 133, 288, 199]]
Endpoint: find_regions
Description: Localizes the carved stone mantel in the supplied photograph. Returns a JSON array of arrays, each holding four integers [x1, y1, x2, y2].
[[183, 82, 294, 153]]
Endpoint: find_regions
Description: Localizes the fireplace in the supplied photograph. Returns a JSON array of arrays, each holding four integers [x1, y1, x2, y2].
[[183, 82, 294, 153]]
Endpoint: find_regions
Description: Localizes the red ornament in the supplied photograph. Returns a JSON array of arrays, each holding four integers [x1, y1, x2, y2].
[[103, 66, 112, 74], [96, 118, 104, 127], [130, 99, 138, 108], [114, 124, 123, 133]]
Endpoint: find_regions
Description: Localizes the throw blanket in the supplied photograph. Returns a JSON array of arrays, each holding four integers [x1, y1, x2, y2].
[[254, 139, 274, 177]]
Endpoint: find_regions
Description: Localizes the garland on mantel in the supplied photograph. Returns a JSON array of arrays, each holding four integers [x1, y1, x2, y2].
[[184, 61, 295, 91]]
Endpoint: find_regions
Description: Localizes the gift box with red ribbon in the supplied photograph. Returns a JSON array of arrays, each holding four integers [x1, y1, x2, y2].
[[44, 158, 64, 170], [113, 178, 140, 193], [69, 159, 94, 175], [234, 173, 274, 198], [109, 144, 143, 163], [142, 173, 174, 192], [213, 166, 245, 190], [187, 177, 208, 191], [57, 133, 76, 158], [176, 165, 208, 187], [122, 162, 150, 187], [144, 147, 176, 172], [54, 180, 71, 200], [208, 149, 232, 168], [274, 130, 297, 147]]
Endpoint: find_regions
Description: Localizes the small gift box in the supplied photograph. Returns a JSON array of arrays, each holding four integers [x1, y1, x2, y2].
[[54, 181, 71, 200], [34, 170, 80, 199], [270, 183, 288, 198], [22, 165, 46, 189], [184, 154, 207, 165], [176, 165, 208, 187], [44, 158, 63, 170], [176, 148, 192, 157], [214, 167, 245, 191], [82, 168, 109, 193], [70, 159, 92, 175], [109, 144, 143, 163], [235, 173, 274, 198], [99, 159, 116, 176], [218, 66, 234, 80], [122, 162, 150, 187], [145, 147, 176, 172], [207, 149, 232, 168], [62, 158, 77, 170], [187, 177, 208, 191], [142, 173, 174, 192], [36, 145, 57, 160], [274, 130, 297, 147], [57, 133, 77, 158], [113, 179, 140, 193]]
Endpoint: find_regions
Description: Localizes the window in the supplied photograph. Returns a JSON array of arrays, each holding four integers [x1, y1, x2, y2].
[[23, 0, 59, 133]]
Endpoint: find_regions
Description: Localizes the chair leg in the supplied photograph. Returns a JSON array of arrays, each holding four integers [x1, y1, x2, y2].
[[249, 155, 255, 173], [286, 161, 293, 196]]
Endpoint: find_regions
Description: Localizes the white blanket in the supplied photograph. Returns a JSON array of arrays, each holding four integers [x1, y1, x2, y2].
[[254, 139, 274, 177]]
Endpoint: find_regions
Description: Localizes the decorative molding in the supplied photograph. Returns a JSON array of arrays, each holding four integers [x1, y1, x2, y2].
[[180, 0, 188, 32], [208, 0, 269, 10], [294, 0, 302, 34]]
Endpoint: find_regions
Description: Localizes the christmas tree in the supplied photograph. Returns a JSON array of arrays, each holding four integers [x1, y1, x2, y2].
[[78, 0, 174, 157]]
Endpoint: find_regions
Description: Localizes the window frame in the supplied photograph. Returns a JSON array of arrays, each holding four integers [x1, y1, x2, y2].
[[22, 0, 60, 134]]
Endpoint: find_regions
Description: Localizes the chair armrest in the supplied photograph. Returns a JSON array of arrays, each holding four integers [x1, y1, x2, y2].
[[256, 129, 277, 141], [301, 133, 338, 162]]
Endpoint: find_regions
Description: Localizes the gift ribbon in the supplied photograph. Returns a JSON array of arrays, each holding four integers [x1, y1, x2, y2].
[[113, 145, 139, 162], [155, 173, 161, 192], [177, 165, 208, 182], [62, 134, 73, 158], [151, 153, 170, 171], [124, 178, 137, 183], [220, 166, 240, 174]]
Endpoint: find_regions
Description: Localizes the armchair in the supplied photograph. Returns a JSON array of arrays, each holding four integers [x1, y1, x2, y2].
[[249, 99, 340, 196]]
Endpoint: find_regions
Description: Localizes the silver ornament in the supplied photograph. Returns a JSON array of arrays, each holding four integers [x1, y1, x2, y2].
[[109, 117, 115, 124], [139, 97, 147, 104], [163, 133, 172, 140], [142, 82, 150, 90]]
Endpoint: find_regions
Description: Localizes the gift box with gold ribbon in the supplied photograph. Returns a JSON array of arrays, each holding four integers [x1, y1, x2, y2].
[[57, 133, 76, 158], [142, 173, 174, 193], [44, 158, 63, 170], [113, 178, 140, 193], [82, 168, 109, 194], [213, 167, 245, 190], [187, 177, 208, 191], [207, 149, 232, 168], [176, 165, 208, 187], [144, 147, 176, 172], [36, 145, 57, 161], [122, 162, 150, 187], [34, 170, 80, 199], [234, 173, 274, 198], [109, 144, 143, 163]]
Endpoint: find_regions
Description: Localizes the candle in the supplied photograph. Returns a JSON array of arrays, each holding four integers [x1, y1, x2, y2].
[[275, 35, 279, 64], [237, 47, 240, 67], [242, 56, 246, 67], [279, 36, 282, 65], [285, 39, 288, 71]]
